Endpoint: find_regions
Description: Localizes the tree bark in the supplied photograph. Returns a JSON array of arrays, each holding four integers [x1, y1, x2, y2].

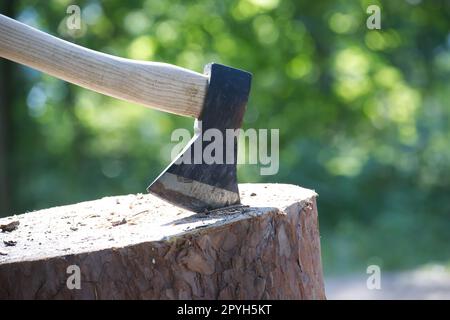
[[0, 184, 325, 300]]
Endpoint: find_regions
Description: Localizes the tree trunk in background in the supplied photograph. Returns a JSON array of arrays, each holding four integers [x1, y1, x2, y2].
[[0, 0, 15, 216]]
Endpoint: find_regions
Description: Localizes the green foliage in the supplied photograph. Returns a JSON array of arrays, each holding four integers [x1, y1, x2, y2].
[[2, 0, 450, 273]]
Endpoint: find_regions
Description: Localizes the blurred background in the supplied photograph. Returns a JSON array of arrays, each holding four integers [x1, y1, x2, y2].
[[1, 0, 449, 298]]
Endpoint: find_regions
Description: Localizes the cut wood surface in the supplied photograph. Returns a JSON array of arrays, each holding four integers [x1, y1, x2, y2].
[[0, 184, 325, 300]]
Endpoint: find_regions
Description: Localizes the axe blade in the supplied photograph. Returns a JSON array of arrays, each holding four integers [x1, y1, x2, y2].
[[147, 63, 252, 212]]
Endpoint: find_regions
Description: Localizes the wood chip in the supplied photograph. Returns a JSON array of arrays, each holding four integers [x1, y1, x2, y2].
[[3, 240, 17, 247], [111, 218, 127, 227], [206, 204, 250, 215], [0, 221, 20, 232]]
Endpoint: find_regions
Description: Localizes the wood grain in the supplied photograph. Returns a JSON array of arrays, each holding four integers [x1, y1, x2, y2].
[[0, 14, 208, 118], [0, 184, 325, 300]]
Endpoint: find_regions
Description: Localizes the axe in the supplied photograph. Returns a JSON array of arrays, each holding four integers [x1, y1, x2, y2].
[[0, 14, 252, 212]]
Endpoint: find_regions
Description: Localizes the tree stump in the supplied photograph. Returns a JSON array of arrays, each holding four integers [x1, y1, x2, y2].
[[0, 184, 325, 299]]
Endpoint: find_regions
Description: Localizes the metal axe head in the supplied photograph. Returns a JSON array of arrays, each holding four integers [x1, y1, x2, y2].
[[147, 63, 252, 212]]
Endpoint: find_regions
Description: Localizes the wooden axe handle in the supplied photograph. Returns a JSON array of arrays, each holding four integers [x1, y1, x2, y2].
[[0, 14, 208, 118]]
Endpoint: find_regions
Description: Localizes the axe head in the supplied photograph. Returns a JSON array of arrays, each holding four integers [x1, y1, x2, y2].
[[147, 63, 252, 212]]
